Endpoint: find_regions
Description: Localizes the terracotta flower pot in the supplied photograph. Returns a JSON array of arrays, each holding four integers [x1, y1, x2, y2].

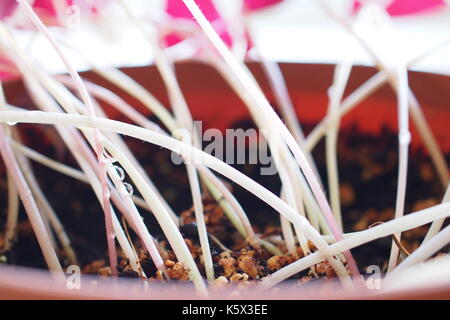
[[0, 62, 449, 299]]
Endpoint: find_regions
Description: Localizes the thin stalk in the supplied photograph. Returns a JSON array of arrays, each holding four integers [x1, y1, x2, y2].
[[204, 36, 337, 254], [4, 108, 76, 264], [390, 224, 450, 276], [0, 110, 354, 287], [102, 139, 207, 293], [59, 70, 209, 279], [56, 76, 180, 226], [246, 23, 322, 186], [186, 164, 214, 281], [16, 0, 118, 274], [261, 202, 450, 289], [118, 0, 226, 279], [206, 52, 325, 235], [271, 134, 310, 255], [3, 46, 143, 275], [7, 122, 159, 214], [93, 67, 177, 132], [305, 72, 387, 151], [55, 75, 167, 134], [2, 170, 19, 252], [0, 84, 19, 252], [0, 126, 63, 277], [196, 166, 256, 246], [10, 140, 88, 182], [408, 92, 449, 188], [105, 164, 158, 278], [325, 62, 352, 232], [68, 54, 258, 245], [387, 65, 410, 272], [314, 0, 449, 189], [37, 72, 167, 276], [280, 187, 299, 256], [182, 0, 359, 279], [244, 27, 318, 249], [14, 145, 78, 265], [422, 183, 450, 244]]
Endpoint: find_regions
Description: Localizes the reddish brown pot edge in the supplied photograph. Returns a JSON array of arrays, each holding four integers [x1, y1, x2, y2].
[[0, 265, 449, 300], [3, 62, 450, 152]]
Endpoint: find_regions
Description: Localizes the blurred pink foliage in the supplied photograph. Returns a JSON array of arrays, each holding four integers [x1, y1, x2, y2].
[[0, 0, 17, 20], [164, 0, 287, 49], [0, 0, 110, 24], [352, 0, 447, 16], [243, 0, 284, 11], [0, 0, 110, 81], [165, 0, 232, 47]]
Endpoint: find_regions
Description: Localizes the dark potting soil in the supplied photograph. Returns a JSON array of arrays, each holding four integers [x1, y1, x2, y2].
[[0, 120, 448, 285]]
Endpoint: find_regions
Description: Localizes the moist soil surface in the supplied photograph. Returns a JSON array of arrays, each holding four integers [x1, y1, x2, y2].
[[0, 120, 449, 288]]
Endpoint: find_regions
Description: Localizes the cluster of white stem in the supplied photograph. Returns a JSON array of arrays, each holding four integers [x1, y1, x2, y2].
[[0, 0, 448, 297]]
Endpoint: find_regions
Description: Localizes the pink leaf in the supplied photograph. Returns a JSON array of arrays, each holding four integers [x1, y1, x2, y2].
[[243, 0, 284, 12], [165, 0, 232, 47], [0, 0, 17, 20], [352, 0, 447, 16]]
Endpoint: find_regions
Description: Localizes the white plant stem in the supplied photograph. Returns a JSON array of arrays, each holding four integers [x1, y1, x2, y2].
[[182, 0, 360, 278], [280, 187, 299, 256], [207, 52, 325, 234], [207, 51, 317, 237], [261, 202, 450, 289], [93, 67, 177, 132], [422, 183, 450, 244], [56, 75, 167, 134], [325, 62, 352, 232], [16, 0, 118, 274], [119, 1, 236, 280], [102, 139, 207, 294], [37, 71, 167, 276], [55, 75, 180, 226], [186, 163, 214, 281], [305, 70, 448, 190], [3, 170, 19, 252], [10, 140, 87, 182], [71, 54, 259, 247], [387, 65, 410, 272], [408, 92, 449, 188], [246, 23, 322, 186], [314, 0, 449, 190], [13, 142, 78, 265], [207, 46, 337, 247], [0, 84, 19, 252], [57, 73, 260, 250], [145, 22, 215, 279], [271, 135, 310, 255], [305, 72, 387, 151], [246, 26, 320, 248], [279, 148, 326, 233], [0, 125, 63, 278], [92, 66, 257, 237], [196, 166, 256, 246], [105, 154, 162, 278], [1, 40, 143, 275], [0, 110, 354, 287], [390, 224, 450, 276]]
